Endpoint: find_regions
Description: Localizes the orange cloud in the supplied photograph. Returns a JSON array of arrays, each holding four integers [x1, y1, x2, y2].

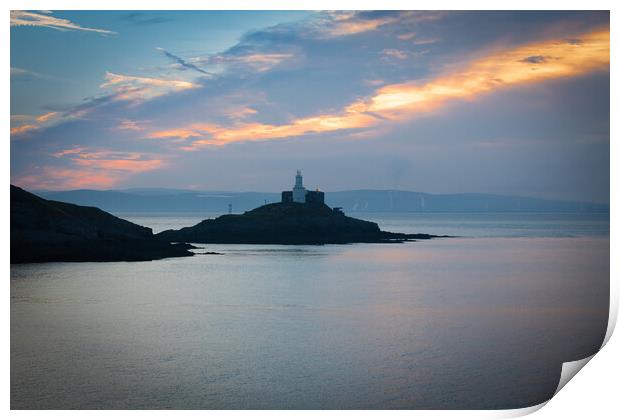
[[54, 148, 165, 172], [72, 158, 165, 172], [148, 26, 609, 150], [10, 124, 39, 135], [358, 28, 609, 118], [27, 147, 168, 189], [148, 128, 204, 140], [12, 167, 121, 190], [148, 111, 376, 149], [322, 11, 397, 37], [11, 111, 62, 136], [36, 111, 58, 123]]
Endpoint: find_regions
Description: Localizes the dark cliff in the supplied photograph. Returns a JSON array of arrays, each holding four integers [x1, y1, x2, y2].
[[11, 185, 193, 263], [156, 201, 441, 245]]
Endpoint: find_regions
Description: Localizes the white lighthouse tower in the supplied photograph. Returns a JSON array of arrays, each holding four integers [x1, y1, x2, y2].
[[292, 170, 306, 203]]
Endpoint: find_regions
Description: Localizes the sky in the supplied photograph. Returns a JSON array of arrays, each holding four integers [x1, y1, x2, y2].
[[10, 10, 610, 202]]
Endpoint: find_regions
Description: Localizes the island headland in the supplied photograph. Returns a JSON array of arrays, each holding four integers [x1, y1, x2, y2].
[[156, 171, 446, 245], [11, 185, 194, 264]]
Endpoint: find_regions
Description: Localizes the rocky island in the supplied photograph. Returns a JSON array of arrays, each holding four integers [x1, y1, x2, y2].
[[156, 201, 441, 245], [11, 185, 194, 263], [156, 171, 445, 245]]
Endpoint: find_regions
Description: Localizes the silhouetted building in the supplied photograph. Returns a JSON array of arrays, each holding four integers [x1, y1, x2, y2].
[[281, 191, 293, 203], [281, 171, 324, 204]]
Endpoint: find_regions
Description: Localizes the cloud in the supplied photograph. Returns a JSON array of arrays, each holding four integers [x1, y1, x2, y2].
[[351, 28, 609, 119], [116, 119, 151, 131], [146, 26, 609, 149], [318, 11, 399, 37], [57, 148, 165, 173], [190, 52, 296, 74], [13, 147, 168, 190], [100, 72, 200, 102], [121, 12, 171, 26], [10, 10, 116, 35], [397, 32, 416, 41], [10, 114, 33, 121], [413, 38, 440, 45], [382, 49, 408, 60], [11, 67, 37, 77], [156, 47, 213, 76], [365, 79, 385, 86], [13, 167, 121, 190], [520, 55, 547, 64], [10, 124, 39, 135], [10, 111, 61, 136], [36, 112, 58, 123], [311, 11, 446, 38]]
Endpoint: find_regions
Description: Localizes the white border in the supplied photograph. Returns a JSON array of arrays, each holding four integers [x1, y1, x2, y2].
[[4, 1, 616, 418]]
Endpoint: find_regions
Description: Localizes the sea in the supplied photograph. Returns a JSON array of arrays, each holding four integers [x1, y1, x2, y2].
[[10, 212, 610, 409]]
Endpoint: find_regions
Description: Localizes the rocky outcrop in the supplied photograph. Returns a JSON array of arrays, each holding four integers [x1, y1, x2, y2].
[[11, 185, 193, 263], [156, 201, 443, 245]]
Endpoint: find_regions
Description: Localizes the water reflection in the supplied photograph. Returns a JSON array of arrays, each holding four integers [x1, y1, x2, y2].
[[11, 236, 608, 409]]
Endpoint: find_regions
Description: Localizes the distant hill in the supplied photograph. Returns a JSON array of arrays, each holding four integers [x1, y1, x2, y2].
[[11, 185, 193, 263], [36, 188, 609, 214]]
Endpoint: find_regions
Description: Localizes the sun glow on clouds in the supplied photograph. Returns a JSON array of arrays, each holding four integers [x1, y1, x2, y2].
[[51, 148, 165, 172], [100, 72, 199, 102], [13, 148, 167, 190], [361, 28, 609, 118], [14, 167, 122, 190], [10, 111, 60, 135], [323, 11, 396, 37], [147, 27, 609, 150]]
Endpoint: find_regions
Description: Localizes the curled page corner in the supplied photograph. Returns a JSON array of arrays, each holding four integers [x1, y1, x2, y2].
[[495, 298, 615, 418], [491, 355, 596, 419], [492, 401, 548, 418], [553, 355, 595, 397]]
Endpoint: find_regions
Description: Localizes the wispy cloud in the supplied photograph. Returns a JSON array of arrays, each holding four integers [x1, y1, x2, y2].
[[413, 38, 440, 45], [312, 11, 446, 38], [10, 124, 39, 135], [36, 112, 58, 123], [116, 119, 151, 131], [189, 52, 296, 74], [11, 67, 46, 78], [121, 12, 171, 26], [397, 32, 416, 41], [10, 111, 61, 136], [382, 49, 408, 60], [318, 11, 399, 37], [146, 27, 609, 149], [100, 72, 199, 102], [156, 47, 213, 76], [10, 10, 116, 35]]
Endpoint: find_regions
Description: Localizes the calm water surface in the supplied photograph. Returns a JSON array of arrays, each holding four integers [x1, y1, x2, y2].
[[11, 213, 609, 409]]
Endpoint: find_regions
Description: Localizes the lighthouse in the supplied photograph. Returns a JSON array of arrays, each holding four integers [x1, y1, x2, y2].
[[292, 170, 306, 203], [281, 171, 325, 204]]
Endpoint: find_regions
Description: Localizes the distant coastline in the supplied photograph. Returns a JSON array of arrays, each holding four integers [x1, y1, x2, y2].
[[35, 189, 609, 214]]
